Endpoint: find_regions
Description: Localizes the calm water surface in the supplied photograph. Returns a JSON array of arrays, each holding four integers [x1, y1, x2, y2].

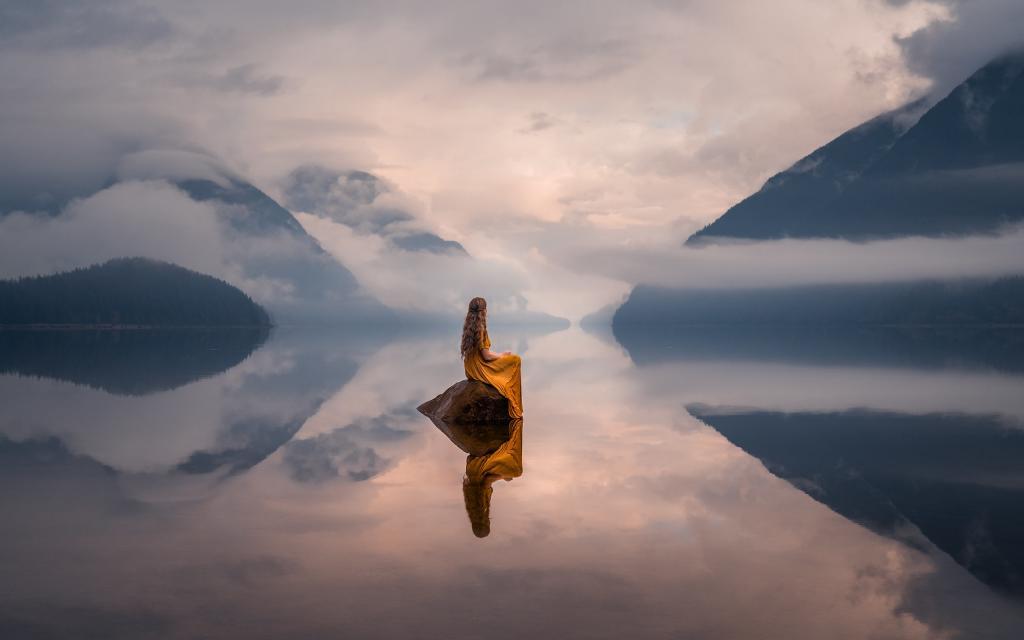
[[1, 325, 1023, 639]]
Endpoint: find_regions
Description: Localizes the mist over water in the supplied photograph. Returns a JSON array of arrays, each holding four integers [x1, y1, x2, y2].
[[1, 325, 1022, 638]]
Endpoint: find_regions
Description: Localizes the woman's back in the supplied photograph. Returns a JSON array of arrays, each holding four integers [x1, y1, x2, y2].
[[461, 299, 523, 418]]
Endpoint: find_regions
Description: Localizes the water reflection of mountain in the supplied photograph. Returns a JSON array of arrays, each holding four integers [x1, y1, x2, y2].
[[0, 327, 394, 492], [690, 406, 1024, 596], [0, 328, 269, 395], [615, 325, 1024, 372]]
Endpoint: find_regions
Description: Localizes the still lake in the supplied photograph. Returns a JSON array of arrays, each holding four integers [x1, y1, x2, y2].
[[1, 325, 1023, 638]]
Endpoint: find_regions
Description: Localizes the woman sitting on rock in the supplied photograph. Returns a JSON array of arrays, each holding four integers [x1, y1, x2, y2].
[[461, 297, 523, 418]]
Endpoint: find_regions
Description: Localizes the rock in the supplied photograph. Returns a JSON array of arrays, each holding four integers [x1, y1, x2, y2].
[[418, 379, 509, 424], [418, 379, 511, 456]]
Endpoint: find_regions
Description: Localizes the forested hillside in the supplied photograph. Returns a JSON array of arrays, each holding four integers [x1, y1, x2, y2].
[[0, 258, 271, 326]]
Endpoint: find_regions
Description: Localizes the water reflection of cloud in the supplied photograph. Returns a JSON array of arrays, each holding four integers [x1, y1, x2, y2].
[[0, 328, 374, 476], [2, 327, 1023, 637], [283, 415, 414, 483]]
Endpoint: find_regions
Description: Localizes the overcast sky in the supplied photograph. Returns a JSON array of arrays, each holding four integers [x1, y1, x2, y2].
[[2, 0, 1023, 318]]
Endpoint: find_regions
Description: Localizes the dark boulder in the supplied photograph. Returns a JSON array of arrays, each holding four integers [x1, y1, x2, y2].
[[418, 379, 511, 456], [418, 379, 509, 424]]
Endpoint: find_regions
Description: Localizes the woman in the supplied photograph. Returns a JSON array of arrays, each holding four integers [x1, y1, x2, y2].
[[463, 418, 524, 538], [461, 297, 523, 419]]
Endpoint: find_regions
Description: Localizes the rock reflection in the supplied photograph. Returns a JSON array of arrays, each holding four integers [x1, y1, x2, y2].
[[418, 379, 524, 537]]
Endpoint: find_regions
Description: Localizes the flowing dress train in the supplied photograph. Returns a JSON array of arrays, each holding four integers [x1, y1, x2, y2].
[[464, 329, 523, 418]]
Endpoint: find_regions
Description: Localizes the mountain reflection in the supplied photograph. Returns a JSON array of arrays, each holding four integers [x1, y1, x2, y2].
[[2, 326, 1023, 638], [0, 328, 269, 395], [690, 407, 1024, 597], [614, 325, 1024, 372], [0, 328, 389, 493]]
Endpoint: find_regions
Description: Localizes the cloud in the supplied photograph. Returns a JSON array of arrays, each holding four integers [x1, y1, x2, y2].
[[297, 212, 533, 314], [0, 180, 224, 279], [0, 0, 173, 51], [281, 164, 467, 256], [208, 64, 285, 95], [457, 36, 635, 84], [282, 165, 407, 233], [0, 0, 1001, 319], [518, 111, 558, 134], [116, 149, 237, 187], [171, 63, 287, 96], [898, 0, 1024, 95], [564, 225, 1024, 290]]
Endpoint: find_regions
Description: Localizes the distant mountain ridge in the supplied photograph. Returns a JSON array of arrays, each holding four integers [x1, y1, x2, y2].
[[615, 278, 1024, 327], [688, 53, 1024, 243], [0, 257, 270, 326]]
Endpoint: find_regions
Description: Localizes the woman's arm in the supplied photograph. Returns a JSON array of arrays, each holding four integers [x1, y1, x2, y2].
[[480, 348, 512, 362]]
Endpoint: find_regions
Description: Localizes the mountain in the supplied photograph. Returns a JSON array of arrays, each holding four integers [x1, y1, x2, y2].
[[0, 257, 270, 326], [613, 277, 1024, 329], [688, 53, 1024, 243], [169, 169, 392, 324], [614, 324, 1024, 373]]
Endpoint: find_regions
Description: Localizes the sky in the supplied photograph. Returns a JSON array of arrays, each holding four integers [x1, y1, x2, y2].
[[2, 0, 1024, 319]]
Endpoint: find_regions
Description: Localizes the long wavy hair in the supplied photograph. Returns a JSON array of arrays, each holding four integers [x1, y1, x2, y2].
[[460, 297, 487, 359]]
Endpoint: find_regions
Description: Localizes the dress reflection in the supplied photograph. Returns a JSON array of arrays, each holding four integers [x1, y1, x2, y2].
[[462, 418, 523, 538]]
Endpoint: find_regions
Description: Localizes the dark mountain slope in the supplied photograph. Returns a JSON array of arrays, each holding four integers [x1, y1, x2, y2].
[[613, 278, 1024, 328], [687, 100, 923, 242], [688, 53, 1024, 243]]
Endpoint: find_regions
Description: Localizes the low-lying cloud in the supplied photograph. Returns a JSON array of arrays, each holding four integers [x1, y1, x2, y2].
[[0, 180, 224, 279], [567, 225, 1024, 290], [298, 212, 533, 315]]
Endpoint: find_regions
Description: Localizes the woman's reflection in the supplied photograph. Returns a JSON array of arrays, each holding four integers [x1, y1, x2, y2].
[[462, 418, 523, 538]]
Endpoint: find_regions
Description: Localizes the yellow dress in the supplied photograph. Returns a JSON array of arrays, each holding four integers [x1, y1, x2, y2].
[[463, 419, 524, 537], [464, 418, 524, 483], [463, 329, 523, 418]]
